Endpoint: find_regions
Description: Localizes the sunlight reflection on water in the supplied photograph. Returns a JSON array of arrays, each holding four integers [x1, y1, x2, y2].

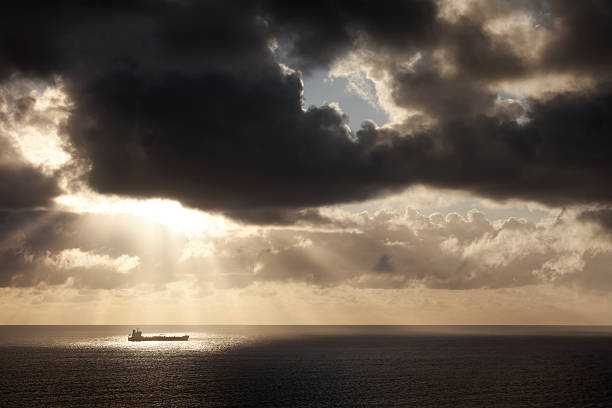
[[71, 332, 250, 352]]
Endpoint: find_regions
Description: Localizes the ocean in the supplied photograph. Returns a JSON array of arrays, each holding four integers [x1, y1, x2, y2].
[[1, 325, 612, 407]]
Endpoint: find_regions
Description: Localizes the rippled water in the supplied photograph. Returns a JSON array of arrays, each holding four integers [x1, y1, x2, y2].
[[1, 325, 612, 407]]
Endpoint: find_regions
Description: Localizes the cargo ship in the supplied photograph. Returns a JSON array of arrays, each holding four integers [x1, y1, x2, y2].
[[128, 328, 189, 342]]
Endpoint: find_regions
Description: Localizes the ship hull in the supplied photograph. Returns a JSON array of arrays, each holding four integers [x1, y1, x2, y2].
[[128, 335, 189, 342]]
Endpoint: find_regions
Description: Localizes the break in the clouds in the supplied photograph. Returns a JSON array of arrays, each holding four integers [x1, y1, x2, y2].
[[2, 1, 612, 222], [0, 88, 60, 210]]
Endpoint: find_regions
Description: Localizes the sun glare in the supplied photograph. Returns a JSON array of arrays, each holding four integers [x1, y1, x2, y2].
[[56, 194, 233, 236]]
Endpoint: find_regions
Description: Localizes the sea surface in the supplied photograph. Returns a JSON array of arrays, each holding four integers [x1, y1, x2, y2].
[[1, 325, 612, 407]]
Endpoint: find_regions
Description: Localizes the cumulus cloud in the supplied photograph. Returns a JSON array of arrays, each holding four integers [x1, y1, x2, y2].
[[1, 205, 611, 292], [178, 208, 612, 292], [45, 248, 140, 274]]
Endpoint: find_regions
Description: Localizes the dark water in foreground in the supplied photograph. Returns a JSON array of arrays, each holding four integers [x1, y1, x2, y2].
[[1, 326, 612, 407]]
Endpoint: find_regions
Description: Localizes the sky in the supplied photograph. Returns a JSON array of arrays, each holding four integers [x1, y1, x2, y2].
[[1, 0, 612, 324]]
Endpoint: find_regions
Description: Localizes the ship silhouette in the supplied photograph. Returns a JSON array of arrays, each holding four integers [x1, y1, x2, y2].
[[128, 328, 189, 342]]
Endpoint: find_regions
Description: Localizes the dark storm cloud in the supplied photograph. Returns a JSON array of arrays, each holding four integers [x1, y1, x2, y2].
[[2, 1, 612, 223], [0, 135, 59, 210], [0, 162, 59, 210], [541, 0, 612, 74], [578, 209, 612, 234], [225, 208, 333, 226], [371, 86, 612, 206], [261, 0, 438, 71]]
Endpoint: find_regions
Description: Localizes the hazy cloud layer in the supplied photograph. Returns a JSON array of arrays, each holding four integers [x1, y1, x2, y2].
[[2, 208, 611, 292], [2, 1, 612, 222], [215, 209, 612, 291], [0, 211, 185, 289]]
